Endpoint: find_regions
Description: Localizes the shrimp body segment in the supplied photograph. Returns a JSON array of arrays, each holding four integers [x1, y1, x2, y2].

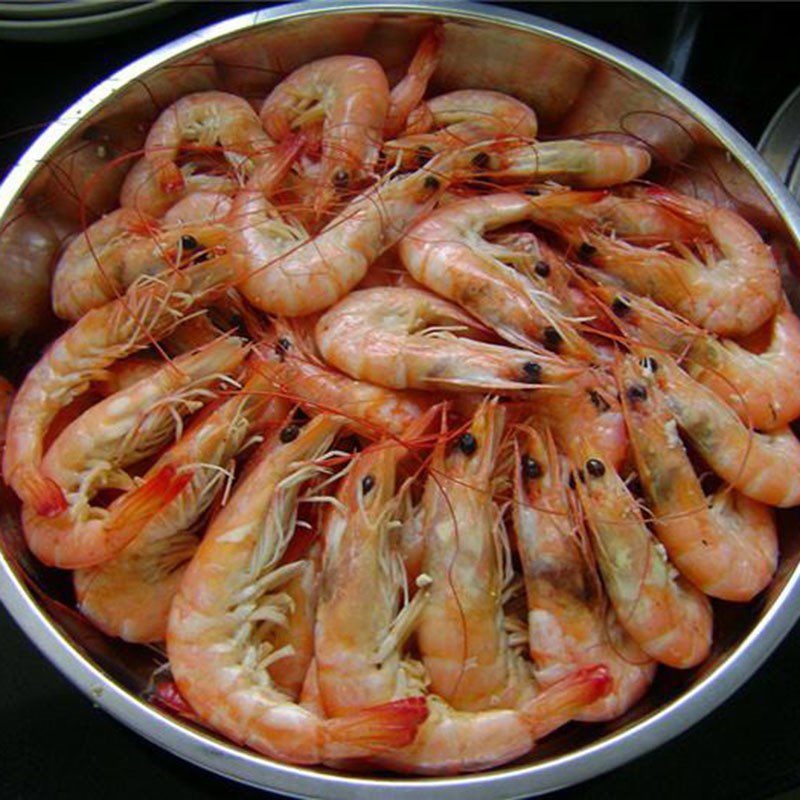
[[2, 258, 236, 517], [573, 437, 713, 669], [74, 376, 290, 643], [316, 287, 581, 393], [399, 192, 591, 358], [260, 56, 390, 211], [619, 356, 777, 601], [230, 155, 452, 317], [513, 425, 656, 721], [167, 415, 428, 764]]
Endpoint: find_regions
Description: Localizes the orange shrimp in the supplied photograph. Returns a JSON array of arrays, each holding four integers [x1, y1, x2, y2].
[[315, 287, 583, 393], [167, 414, 428, 764], [572, 436, 713, 669], [513, 424, 656, 721], [399, 192, 593, 358], [618, 355, 777, 601], [260, 56, 390, 213], [2, 257, 236, 517], [635, 350, 800, 508]]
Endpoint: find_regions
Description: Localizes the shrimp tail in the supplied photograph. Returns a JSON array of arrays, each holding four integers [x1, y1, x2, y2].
[[521, 665, 611, 739], [22, 472, 68, 517], [107, 465, 192, 531], [324, 697, 429, 751]]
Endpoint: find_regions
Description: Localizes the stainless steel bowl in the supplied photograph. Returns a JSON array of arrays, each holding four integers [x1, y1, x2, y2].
[[2, 2, 800, 798]]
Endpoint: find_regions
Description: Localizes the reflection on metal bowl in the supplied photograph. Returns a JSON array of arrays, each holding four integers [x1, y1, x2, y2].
[[1, 2, 800, 798]]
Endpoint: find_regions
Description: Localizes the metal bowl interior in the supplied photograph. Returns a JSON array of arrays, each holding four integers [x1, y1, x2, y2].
[[2, 2, 800, 798]]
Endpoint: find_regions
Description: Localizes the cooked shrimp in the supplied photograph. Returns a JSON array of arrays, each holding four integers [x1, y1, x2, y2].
[[384, 26, 443, 138], [0, 201, 60, 338], [386, 89, 538, 166], [74, 374, 289, 642], [619, 355, 778, 601], [416, 400, 539, 710], [636, 350, 800, 508], [513, 424, 656, 721], [146, 91, 274, 198], [315, 287, 582, 392], [167, 414, 428, 764], [603, 287, 800, 431], [572, 435, 713, 668], [254, 318, 432, 436], [315, 408, 440, 715], [2, 257, 236, 517], [229, 152, 456, 316], [399, 192, 593, 358], [42, 336, 246, 512], [482, 139, 651, 189], [554, 189, 782, 337], [260, 56, 390, 212], [120, 156, 240, 217]]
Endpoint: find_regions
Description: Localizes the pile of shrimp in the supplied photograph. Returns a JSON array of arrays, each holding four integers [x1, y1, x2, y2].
[[2, 25, 800, 776]]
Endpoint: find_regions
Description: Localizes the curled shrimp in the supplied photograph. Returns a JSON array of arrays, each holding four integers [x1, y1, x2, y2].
[[229, 151, 458, 316], [145, 91, 274, 199], [254, 318, 433, 436], [481, 138, 651, 189], [2, 257, 237, 517], [602, 286, 800, 431], [416, 400, 539, 710], [618, 355, 778, 601], [399, 192, 593, 358], [260, 55, 390, 213], [634, 350, 800, 508], [315, 287, 582, 393], [513, 424, 656, 721], [384, 26, 444, 138], [166, 414, 428, 764], [572, 435, 713, 669], [544, 188, 782, 337], [386, 89, 538, 167], [74, 371, 290, 642], [51, 192, 232, 321]]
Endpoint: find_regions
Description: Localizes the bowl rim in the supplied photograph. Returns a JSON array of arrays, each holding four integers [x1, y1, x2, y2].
[[2, 2, 800, 798]]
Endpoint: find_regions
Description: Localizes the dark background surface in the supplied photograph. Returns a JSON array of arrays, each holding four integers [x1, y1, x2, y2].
[[2, 3, 800, 799]]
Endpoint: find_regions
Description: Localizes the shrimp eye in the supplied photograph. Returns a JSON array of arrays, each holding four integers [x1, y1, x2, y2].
[[522, 361, 542, 383], [415, 145, 434, 166], [332, 169, 350, 189], [585, 458, 605, 478], [423, 175, 440, 191], [180, 234, 198, 250], [471, 151, 490, 169], [588, 389, 610, 412], [522, 455, 543, 479], [578, 242, 597, 259], [524, 188, 541, 196], [543, 326, 562, 352], [611, 296, 631, 317], [275, 337, 292, 359], [639, 356, 658, 373], [361, 474, 375, 494], [534, 260, 550, 278], [279, 424, 300, 443], [458, 432, 478, 455], [627, 384, 648, 402]]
